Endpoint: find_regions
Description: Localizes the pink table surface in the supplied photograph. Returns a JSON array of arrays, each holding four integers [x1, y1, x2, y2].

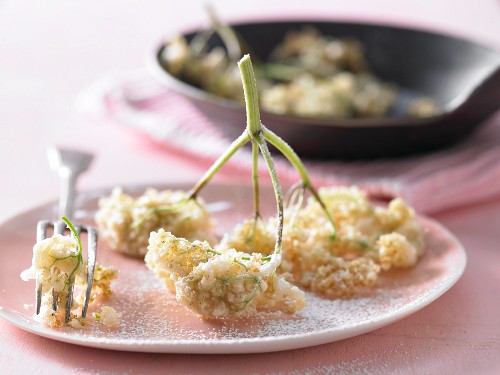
[[1, 1, 500, 374]]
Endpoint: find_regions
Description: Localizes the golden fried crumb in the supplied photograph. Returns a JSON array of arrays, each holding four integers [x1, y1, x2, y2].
[[96, 188, 216, 257]]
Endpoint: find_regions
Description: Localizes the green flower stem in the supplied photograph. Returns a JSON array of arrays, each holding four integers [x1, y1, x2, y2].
[[184, 54, 334, 259], [239, 55, 284, 258], [251, 141, 261, 219], [242, 54, 263, 243], [286, 182, 305, 229], [61, 216, 83, 289], [248, 140, 262, 244], [256, 134, 283, 256], [139, 130, 248, 229], [62, 216, 83, 258], [261, 126, 310, 186], [238, 55, 261, 138], [262, 126, 337, 239], [186, 131, 249, 199]]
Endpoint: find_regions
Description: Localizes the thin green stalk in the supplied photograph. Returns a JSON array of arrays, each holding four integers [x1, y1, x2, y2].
[[261, 126, 312, 188], [286, 182, 305, 229], [184, 54, 334, 260], [135, 131, 249, 232], [186, 131, 249, 199], [239, 54, 284, 259], [251, 141, 260, 219], [256, 134, 283, 255], [247, 140, 262, 244], [238, 55, 261, 138], [62, 216, 83, 258], [262, 125, 337, 239], [240, 54, 263, 223], [61, 216, 83, 289]]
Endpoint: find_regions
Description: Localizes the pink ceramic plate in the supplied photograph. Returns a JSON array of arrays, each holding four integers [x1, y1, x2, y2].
[[0, 183, 466, 354]]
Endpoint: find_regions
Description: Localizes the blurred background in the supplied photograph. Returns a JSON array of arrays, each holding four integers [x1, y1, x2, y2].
[[1, 0, 499, 221]]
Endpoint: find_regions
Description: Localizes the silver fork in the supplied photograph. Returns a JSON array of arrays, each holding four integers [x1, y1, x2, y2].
[[36, 147, 97, 323]]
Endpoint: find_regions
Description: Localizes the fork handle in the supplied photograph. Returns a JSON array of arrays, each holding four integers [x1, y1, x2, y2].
[[57, 167, 78, 219], [47, 147, 93, 220]]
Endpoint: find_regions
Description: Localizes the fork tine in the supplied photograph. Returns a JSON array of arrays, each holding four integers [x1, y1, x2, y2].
[[36, 221, 50, 315], [35, 279, 42, 315], [35, 220, 83, 320], [54, 220, 66, 235], [37, 220, 49, 242], [82, 226, 97, 318], [62, 224, 82, 322], [64, 277, 75, 323], [51, 221, 65, 313], [52, 289, 58, 311]]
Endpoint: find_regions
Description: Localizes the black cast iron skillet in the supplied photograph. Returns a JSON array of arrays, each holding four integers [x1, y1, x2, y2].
[[151, 20, 500, 160]]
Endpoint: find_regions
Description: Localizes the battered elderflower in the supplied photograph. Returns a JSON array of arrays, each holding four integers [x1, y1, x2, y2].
[[146, 229, 306, 318], [220, 186, 424, 298], [96, 187, 216, 257], [21, 217, 117, 328]]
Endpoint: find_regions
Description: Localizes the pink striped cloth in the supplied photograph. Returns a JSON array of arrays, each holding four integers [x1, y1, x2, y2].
[[76, 70, 500, 215]]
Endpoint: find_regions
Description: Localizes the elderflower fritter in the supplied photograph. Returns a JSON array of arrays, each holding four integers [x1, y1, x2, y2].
[[95, 187, 216, 257], [21, 233, 118, 328], [306, 186, 375, 228], [376, 198, 425, 256], [255, 274, 307, 314], [302, 255, 381, 299], [219, 186, 425, 299], [377, 232, 418, 271], [21, 234, 85, 294], [91, 263, 119, 297], [217, 217, 276, 256], [146, 231, 306, 318], [175, 250, 265, 318], [21, 234, 85, 327], [93, 306, 121, 328], [145, 228, 215, 291]]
